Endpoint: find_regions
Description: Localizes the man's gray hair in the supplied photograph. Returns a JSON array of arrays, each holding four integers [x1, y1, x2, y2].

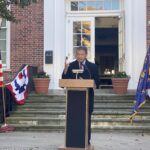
[[76, 46, 88, 54]]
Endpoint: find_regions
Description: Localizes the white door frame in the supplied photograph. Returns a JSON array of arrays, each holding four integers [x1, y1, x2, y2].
[[66, 11, 124, 69]]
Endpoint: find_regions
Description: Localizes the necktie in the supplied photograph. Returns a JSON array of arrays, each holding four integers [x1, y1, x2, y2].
[[79, 62, 84, 70]]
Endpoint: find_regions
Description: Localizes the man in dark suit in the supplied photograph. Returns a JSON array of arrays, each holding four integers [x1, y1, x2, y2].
[[62, 46, 99, 145]]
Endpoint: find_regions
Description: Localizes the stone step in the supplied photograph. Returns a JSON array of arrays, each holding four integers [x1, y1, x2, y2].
[[10, 110, 150, 116], [9, 113, 137, 119], [6, 117, 150, 126], [25, 99, 135, 103], [8, 115, 149, 120], [14, 107, 150, 113], [28, 93, 135, 99], [7, 124, 150, 133], [7, 93, 150, 133], [22, 103, 137, 107], [27, 94, 134, 100], [16, 104, 150, 110], [15, 109, 150, 113]]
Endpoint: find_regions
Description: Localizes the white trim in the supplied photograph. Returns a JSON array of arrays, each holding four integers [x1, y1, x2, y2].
[[0, 20, 10, 70], [67, 0, 120, 12], [6, 20, 10, 70], [125, 0, 147, 89], [66, 11, 121, 17]]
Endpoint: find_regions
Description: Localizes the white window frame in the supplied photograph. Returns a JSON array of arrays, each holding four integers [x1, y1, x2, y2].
[[0, 20, 10, 70], [66, 0, 122, 14]]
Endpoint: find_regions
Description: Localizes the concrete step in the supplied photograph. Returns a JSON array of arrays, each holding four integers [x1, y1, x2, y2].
[[15, 105, 150, 110], [6, 93, 150, 133], [7, 124, 150, 133], [25, 99, 135, 104], [10, 110, 150, 117], [17, 103, 137, 107], [6, 117, 150, 126], [28, 94, 134, 98], [14, 109, 150, 114], [27, 95, 134, 101], [9, 113, 138, 119]]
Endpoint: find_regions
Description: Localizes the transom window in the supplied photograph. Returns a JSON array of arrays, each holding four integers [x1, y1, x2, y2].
[[71, 0, 120, 11]]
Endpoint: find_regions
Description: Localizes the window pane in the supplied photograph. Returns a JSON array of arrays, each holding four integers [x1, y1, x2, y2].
[[2, 52, 6, 64], [87, 1, 97, 11], [82, 22, 91, 34], [82, 34, 91, 47], [0, 40, 6, 52], [73, 34, 81, 46], [1, 19, 6, 27], [0, 29, 6, 39], [70, 0, 120, 11], [73, 22, 81, 33], [0, 20, 7, 65], [95, 1, 104, 10], [79, 2, 86, 11], [104, 0, 111, 10], [71, 2, 78, 11], [112, 0, 119, 10]]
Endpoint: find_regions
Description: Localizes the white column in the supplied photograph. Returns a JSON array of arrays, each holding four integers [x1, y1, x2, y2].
[[125, 0, 146, 89], [53, 0, 66, 89], [44, 0, 55, 88], [44, 0, 66, 89]]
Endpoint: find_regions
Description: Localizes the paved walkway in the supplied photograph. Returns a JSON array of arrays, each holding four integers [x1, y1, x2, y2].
[[0, 132, 149, 150]]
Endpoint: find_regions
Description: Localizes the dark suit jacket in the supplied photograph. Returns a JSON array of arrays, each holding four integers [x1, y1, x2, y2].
[[62, 59, 99, 113]]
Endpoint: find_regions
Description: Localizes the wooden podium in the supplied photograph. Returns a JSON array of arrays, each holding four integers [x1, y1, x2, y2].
[[58, 79, 94, 150]]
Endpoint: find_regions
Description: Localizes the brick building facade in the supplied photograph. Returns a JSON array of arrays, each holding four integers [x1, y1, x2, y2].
[[3, 0, 44, 83]]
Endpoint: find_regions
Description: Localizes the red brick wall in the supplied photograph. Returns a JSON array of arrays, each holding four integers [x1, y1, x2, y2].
[[4, 0, 44, 83]]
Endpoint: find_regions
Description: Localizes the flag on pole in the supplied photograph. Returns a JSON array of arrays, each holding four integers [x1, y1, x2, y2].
[[6, 65, 29, 105], [0, 49, 4, 87], [130, 46, 150, 121]]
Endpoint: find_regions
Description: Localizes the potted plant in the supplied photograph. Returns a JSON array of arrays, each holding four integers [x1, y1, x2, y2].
[[111, 71, 130, 94], [33, 70, 50, 94]]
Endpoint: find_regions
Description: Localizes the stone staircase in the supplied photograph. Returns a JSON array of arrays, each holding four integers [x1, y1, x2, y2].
[[6, 91, 150, 133]]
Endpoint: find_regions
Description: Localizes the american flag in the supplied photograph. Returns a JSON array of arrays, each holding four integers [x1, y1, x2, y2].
[[0, 49, 4, 87]]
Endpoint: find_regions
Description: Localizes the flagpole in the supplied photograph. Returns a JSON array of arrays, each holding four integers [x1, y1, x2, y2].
[[2, 85, 6, 124]]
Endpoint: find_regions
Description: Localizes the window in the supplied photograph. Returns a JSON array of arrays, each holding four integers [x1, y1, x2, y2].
[[0, 19, 9, 68], [73, 21, 91, 58], [71, 0, 120, 11]]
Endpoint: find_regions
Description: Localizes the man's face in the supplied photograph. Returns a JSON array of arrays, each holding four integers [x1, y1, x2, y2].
[[76, 50, 87, 62]]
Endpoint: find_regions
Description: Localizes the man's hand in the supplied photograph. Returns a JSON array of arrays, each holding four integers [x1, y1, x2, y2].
[[63, 58, 69, 74]]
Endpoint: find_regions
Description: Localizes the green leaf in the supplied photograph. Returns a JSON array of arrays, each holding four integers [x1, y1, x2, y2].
[[0, 0, 37, 22]]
